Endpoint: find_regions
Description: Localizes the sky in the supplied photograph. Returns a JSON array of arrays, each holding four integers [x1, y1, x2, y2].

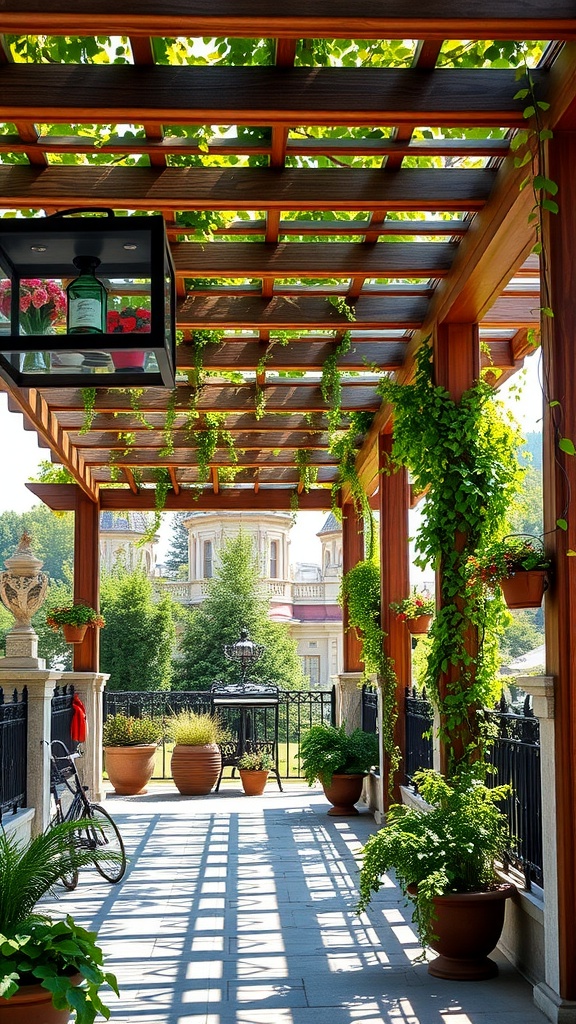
[[0, 349, 543, 567]]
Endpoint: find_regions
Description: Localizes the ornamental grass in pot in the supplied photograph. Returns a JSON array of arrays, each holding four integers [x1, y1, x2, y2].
[[300, 724, 378, 816], [237, 751, 274, 796], [0, 819, 119, 1023], [357, 765, 515, 980], [168, 711, 225, 796], [103, 714, 162, 795]]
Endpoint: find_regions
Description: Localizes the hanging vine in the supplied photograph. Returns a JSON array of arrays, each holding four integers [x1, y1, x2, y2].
[[378, 342, 525, 765], [329, 411, 375, 558], [322, 296, 357, 435], [295, 449, 318, 493]]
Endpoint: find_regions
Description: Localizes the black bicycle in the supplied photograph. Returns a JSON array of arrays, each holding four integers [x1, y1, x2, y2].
[[50, 739, 127, 889]]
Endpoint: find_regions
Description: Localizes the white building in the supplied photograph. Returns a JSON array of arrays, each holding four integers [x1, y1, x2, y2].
[[99, 511, 156, 575]]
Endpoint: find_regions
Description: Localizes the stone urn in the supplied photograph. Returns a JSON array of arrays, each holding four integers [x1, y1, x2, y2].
[[0, 533, 48, 663]]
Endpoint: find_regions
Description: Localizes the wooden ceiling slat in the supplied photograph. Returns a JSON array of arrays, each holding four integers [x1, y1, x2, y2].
[[0, 166, 495, 213], [68, 430, 335, 449], [0, 66, 542, 127], [178, 294, 428, 328], [2, 2, 575, 41], [205, 219, 471, 239], [52, 411, 349, 432], [178, 339, 406, 371], [170, 241, 458, 278], [79, 449, 341, 467]]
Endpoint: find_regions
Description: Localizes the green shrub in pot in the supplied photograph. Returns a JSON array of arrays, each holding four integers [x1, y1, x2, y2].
[[300, 724, 378, 787], [102, 714, 162, 747]]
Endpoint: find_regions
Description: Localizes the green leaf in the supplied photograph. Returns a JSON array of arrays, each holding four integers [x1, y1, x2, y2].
[[557, 518, 568, 531], [542, 198, 559, 214], [559, 437, 576, 455], [541, 307, 554, 318]]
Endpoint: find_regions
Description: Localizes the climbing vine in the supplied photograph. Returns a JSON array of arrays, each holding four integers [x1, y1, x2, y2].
[[322, 296, 356, 435], [379, 342, 525, 765], [329, 411, 375, 558]]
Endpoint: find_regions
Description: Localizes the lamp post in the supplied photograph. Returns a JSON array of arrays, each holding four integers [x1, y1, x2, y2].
[[224, 628, 265, 685]]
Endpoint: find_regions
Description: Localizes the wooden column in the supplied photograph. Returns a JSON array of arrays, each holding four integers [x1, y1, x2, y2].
[[433, 322, 480, 773], [379, 432, 411, 804], [73, 490, 101, 672], [541, 129, 576, 1004], [341, 500, 364, 673]]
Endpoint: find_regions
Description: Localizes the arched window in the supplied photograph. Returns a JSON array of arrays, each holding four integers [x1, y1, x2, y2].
[[204, 539, 213, 579], [270, 539, 278, 578]]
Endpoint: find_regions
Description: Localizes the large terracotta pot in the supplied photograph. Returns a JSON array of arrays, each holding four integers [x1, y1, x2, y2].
[[0, 974, 81, 1023], [405, 614, 432, 635], [104, 744, 158, 795], [500, 570, 547, 609], [171, 743, 222, 795], [239, 769, 269, 796], [62, 623, 87, 644], [425, 883, 516, 980], [321, 773, 365, 816]]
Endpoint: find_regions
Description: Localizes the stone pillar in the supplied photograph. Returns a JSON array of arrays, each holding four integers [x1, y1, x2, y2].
[[336, 671, 363, 732], [64, 672, 108, 802], [518, 675, 576, 1023]]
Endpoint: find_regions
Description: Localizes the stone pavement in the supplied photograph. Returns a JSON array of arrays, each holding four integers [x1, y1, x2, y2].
[[46, 782, 548, 1024]]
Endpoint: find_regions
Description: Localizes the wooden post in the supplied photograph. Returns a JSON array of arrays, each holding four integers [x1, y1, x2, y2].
[[540, 129, 576, 1006], [73, 490, 101, 672], [341, 501, 365, 673], [433, 322, 480, 773], [379, 432, 411, 804]]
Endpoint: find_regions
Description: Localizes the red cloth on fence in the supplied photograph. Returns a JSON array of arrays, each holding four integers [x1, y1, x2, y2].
[[70, 694, 88, 743]]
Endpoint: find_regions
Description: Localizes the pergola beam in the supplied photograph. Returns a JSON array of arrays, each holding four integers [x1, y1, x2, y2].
[[2, 2, 575, 40]]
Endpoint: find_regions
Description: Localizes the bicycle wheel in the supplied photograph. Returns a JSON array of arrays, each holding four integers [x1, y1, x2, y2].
[[50, 809, 79, 891], [80, 804, 126, 883]]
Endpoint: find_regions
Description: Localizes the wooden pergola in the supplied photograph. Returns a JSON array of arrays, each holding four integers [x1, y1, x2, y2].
[[1, 6, 576, 1012]]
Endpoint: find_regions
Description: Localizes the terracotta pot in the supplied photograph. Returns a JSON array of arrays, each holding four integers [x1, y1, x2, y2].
[[104, 744, 158, 795], [500, 570, 547, 609], [239, 769, 269, 796], [62, 623, 87, 644], [405, 614, 432, 635], [423, 883, 516, 980], [321, 773, 365, 816], [171, 743, 222, 795], [0, 974, 81, 1023]]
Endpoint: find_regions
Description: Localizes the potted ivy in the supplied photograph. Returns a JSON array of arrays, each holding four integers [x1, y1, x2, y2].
[[237, 751, 274, 796], [390, 589, 435, 634], [103, 714, 162, 795], [46, 604, 105, 644], [0, 819, 119, 1023], [357, 766, 515, 980], [469, 535, 550, 609], [168, 711, 225, 796], [300, 724, 378, 816]]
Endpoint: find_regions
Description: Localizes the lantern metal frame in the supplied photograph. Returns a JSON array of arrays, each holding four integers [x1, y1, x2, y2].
[[223, 628, 265, 685], [0, 210, 176, 388]]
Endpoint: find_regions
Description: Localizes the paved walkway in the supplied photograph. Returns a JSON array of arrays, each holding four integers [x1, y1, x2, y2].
[[47, 782, 548, 1024]]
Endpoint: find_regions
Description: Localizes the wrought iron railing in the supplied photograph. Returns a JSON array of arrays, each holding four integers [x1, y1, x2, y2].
[[404, 686, 434, 783], [0, 685, 27, 818], [104, 687, 335, 780], [51, 683, 75, 750], [485, 695, 543, 889], [361, 684, 378, 735]]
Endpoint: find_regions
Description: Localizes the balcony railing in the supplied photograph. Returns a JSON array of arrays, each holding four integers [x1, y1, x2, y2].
[[0, 685, 27, 818]]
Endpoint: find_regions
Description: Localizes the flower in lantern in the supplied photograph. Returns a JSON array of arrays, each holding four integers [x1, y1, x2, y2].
[[0, 278, 66, 335], [107, 306, 151, 333]]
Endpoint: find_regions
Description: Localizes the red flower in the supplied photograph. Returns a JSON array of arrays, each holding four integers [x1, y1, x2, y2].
[[121, 315, 137, 331]]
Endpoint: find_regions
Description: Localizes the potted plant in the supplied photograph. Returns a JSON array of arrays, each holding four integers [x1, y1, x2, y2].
[[300, 724, 378, 816], [469, 535, 550, 609], [108, 306, 150, 371], [46, 604, 105, 644], [357, 765, 515, 980], [0, 819, 119, 1023], [103, 714, 162, 795], [390, 589, 435, 634], [168, 711, 225, 796], [237, 751, 274, 796]]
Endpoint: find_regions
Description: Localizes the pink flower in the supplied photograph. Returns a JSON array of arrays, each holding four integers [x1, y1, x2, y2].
[[20, 293, 31, 312], [31, 287, 49, 308]]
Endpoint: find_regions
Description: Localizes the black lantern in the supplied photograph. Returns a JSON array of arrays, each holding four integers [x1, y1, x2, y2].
[[224, 628, 265, 685], [0, 209, 176, 388]]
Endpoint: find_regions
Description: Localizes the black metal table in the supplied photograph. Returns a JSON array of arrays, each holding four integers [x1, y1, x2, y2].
[[211, 682, 283, 791]]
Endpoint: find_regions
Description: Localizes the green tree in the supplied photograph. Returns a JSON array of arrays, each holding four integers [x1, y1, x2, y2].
[[499, 611, 545, 663], [163, 513, 189, 578], [99, 567, 176, 691], [174, 533, 305, 690], [0, 505, 73, 584]]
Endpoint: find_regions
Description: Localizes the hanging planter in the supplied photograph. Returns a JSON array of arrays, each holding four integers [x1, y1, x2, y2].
[[405, 614, 433, 635], [46, 603, 105, 644], [500, 570, 548, 610], [62, 623, 88, 644]]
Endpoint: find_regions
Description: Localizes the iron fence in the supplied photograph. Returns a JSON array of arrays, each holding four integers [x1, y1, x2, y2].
[[51, 683, 75, 750], [404, 686, 434, 783], [0, 685, 27, 818], [485, 695, 543, 889], [104, 688, 335, 779], [361, 684, 378, 734]]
